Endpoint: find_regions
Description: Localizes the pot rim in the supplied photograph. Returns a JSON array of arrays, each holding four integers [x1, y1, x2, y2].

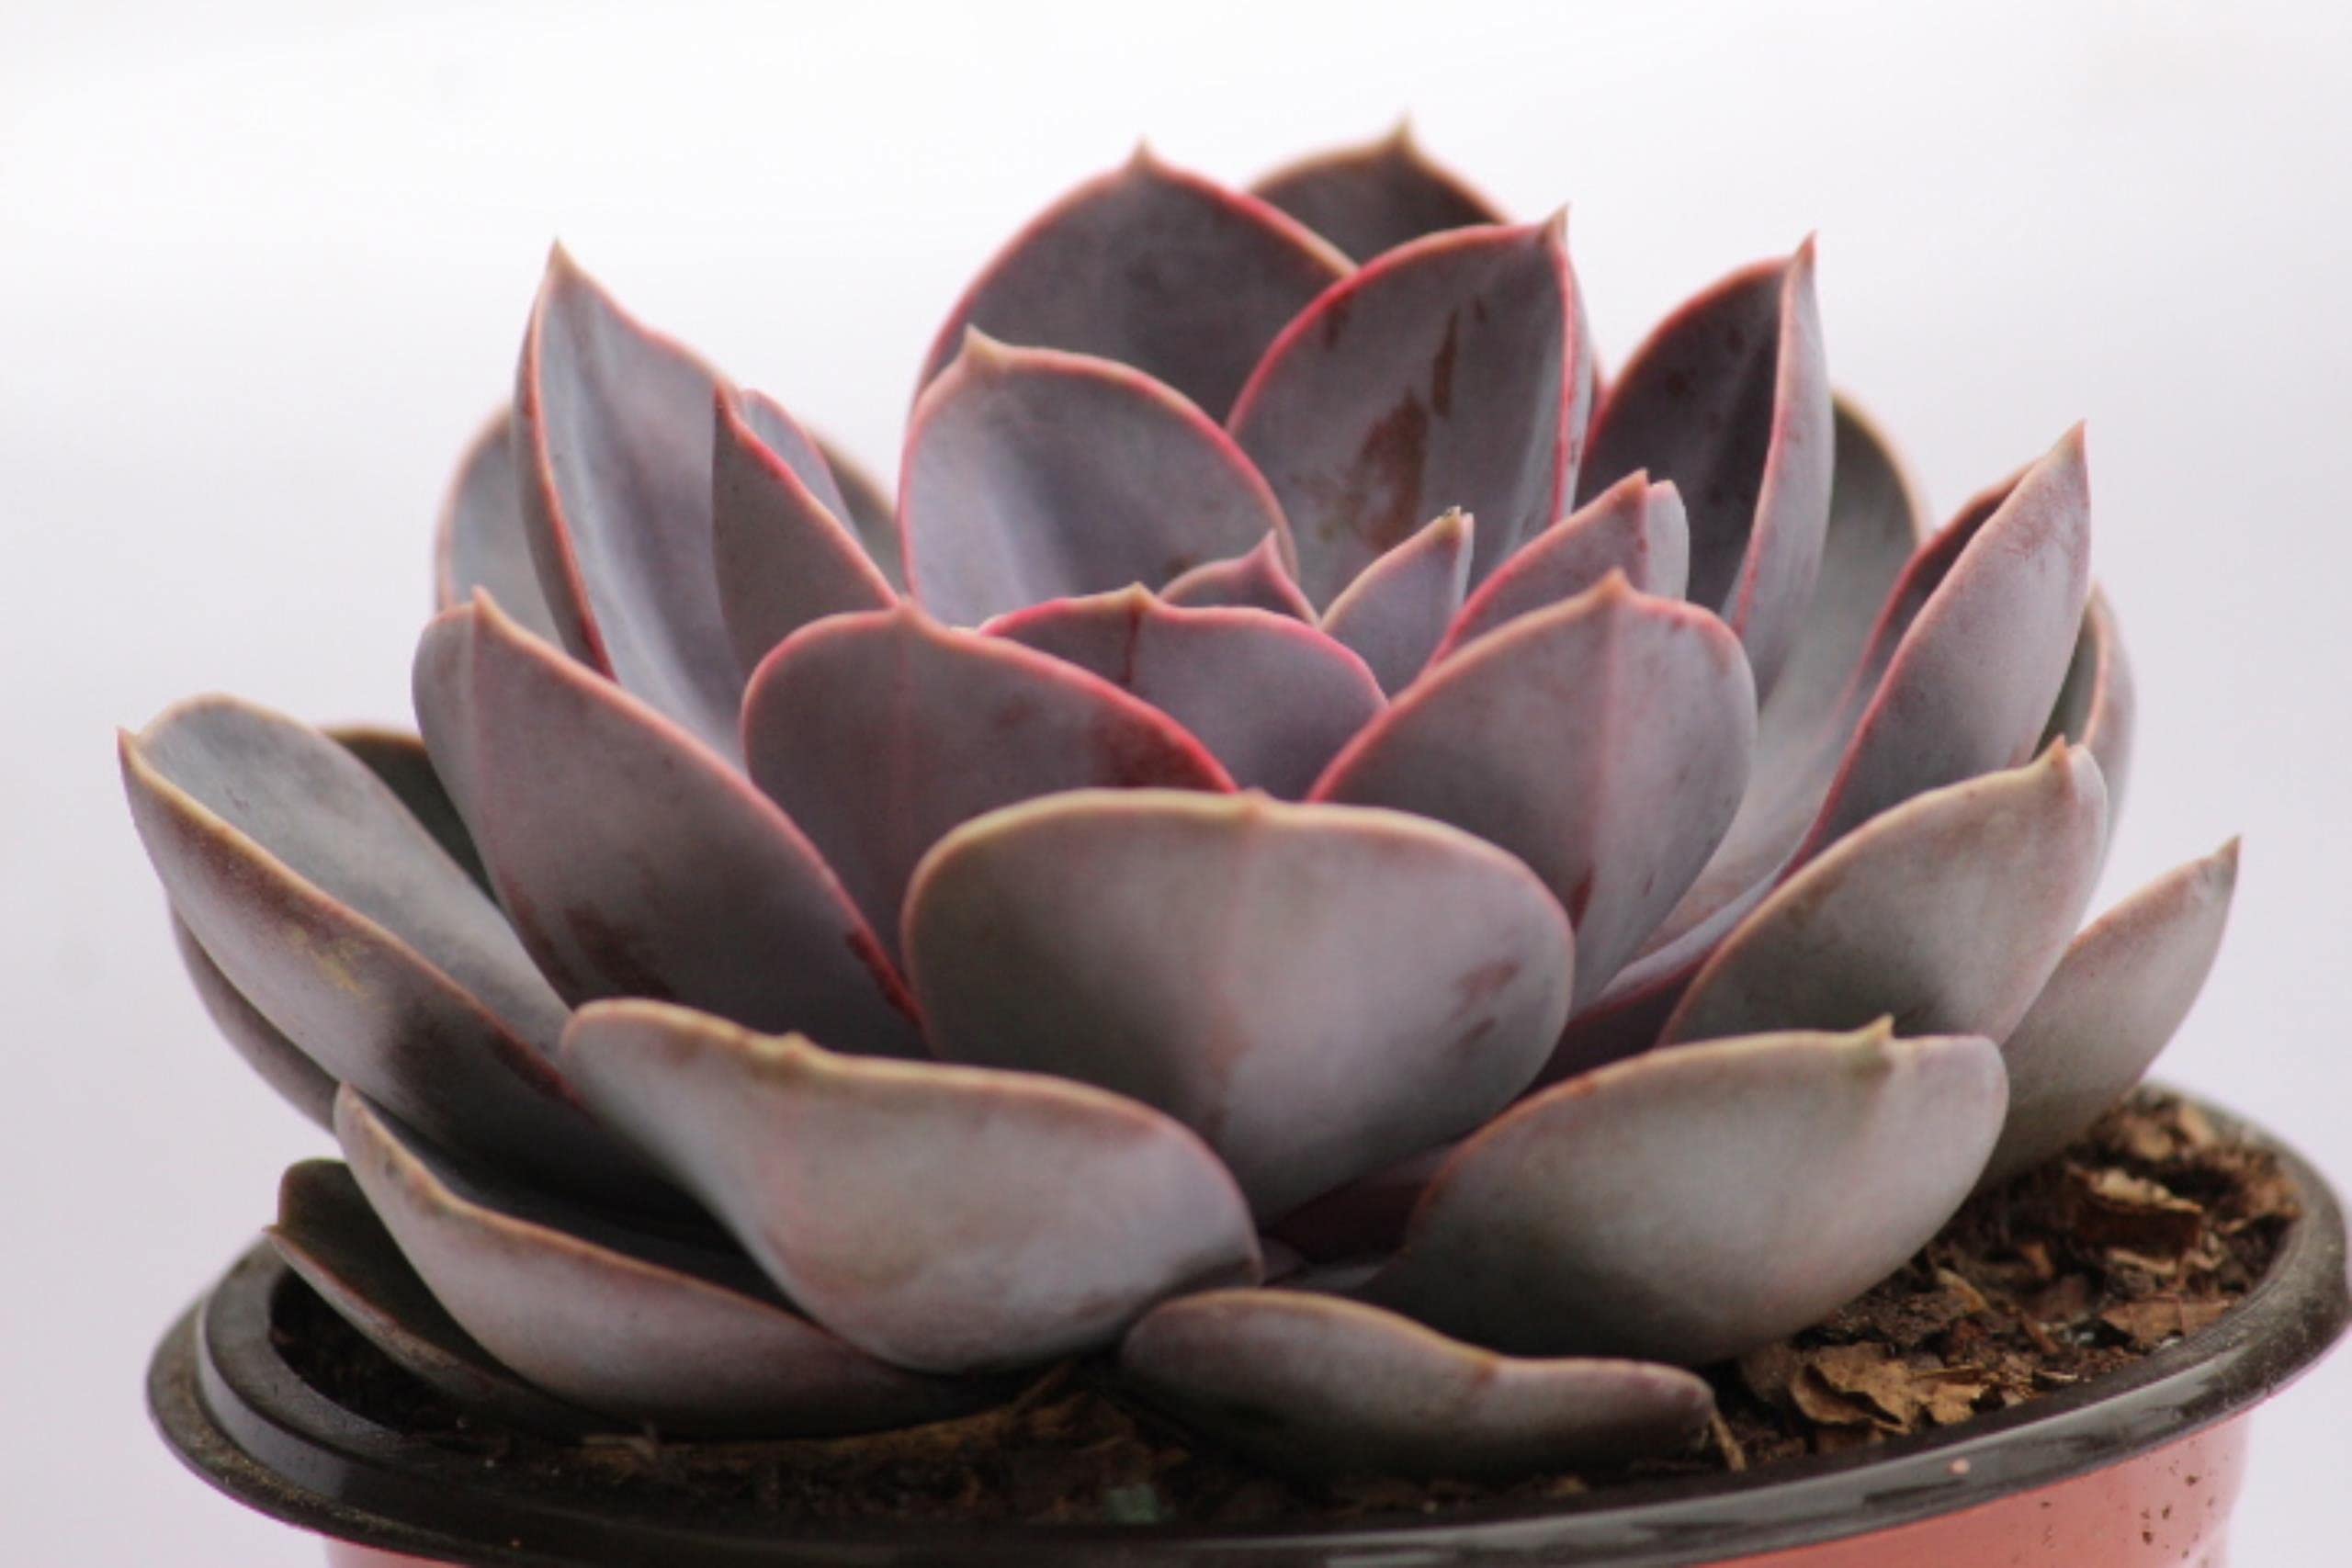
[[149, 1086, 2350, 1567]]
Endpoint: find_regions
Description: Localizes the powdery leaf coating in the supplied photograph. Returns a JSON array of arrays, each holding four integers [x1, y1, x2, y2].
[[513, 249, 763, 758], [1229, 219, 1590, 604], [988, 588, 1385, 797], [1369, 1023, 2008, 1364], [1319, 508, 1476, 694], [915, 148, 1351, 419], [740, 604, 1233, 963], [432, 409, 560, 642], [560, 1002, 1263, 1374], [270, 1159, 600, 1436], [1316, 575, 1755, 1008], [1121, 1291, 1713, 1480], [711, 385, 895, 675], [903, 789, 1573, 1217], [899, 334, 1294, 627], [1434, 472, 1690, 660], [1159, 533, 1316, 620], [170, 915, 335, 1130], [1578, 244, 1832, 694], [1249, 123, 1508, 264], [1983, 840, 2239, 1187], [119, 699, 651, 1208], [335, 1089, 988, 1433], [1663, 745, 2109, 1047], [413, 598, 922, 1056]]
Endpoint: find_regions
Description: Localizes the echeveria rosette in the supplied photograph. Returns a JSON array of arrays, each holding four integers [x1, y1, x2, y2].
[[122, 127, 2235, 1483]]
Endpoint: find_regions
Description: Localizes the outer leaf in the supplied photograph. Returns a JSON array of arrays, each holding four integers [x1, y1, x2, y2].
[[741, 605, 1233, 961], [1369, 1024, 2007, 1363], [1983, 840, 2239, 1187], [1315, 575, 1755, 1008], [171, 916, 335, 1129], [1249, 123, 1508, 264], [560, 1002, 1262, 1374], [432, 409, 560, 641], [904, 790, 1573, 1217], [270, 1159, 601, 1436], [989, 587, 1385, 796], [899, 334, 1293, 626], [1577, 243, 1831, 694], [1663, 745, 2109, 1047], [915, 147, 1350, 418], [514, 248, 755, 756], [711, 385, 895, 674], [1230, 219, 1589, 603], [336, 1090, 988, 1433], [1318, 508, 1475, 693], [1434, 472, 1689, 660], [413, 598, 922, 1055], [1159, 533, 1315, 620], [1121, 1292, 1712, 1480], [119, 699, 652, 1207]]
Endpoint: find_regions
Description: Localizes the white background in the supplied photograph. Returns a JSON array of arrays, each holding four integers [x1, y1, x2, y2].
[[4, 2, 2347, 1562]]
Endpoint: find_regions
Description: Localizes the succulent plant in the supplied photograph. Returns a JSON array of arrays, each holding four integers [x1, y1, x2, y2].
[[125, 128, 2240, 1483]]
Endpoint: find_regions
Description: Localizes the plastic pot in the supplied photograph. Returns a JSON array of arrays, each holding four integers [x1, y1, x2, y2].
[[150, 1089, 2348, 1567]]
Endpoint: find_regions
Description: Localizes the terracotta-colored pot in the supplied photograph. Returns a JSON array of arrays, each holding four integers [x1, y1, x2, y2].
[[153, 1090, 2346, 1568]]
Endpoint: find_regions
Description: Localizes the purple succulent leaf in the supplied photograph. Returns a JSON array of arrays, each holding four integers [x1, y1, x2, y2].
[[1796, 427, 2093, 863], [1434, 473, 1690, 660], [170, 915, 336, 1129], [1248, 122, 1509, 265], [987, 588, 1385, 797], [1120, 1291, 1712, 1480], [736, 387, 856, 520], [1314, 575, 1755, 1009], [1619, 445, 2060, 984], [331, 725, 492, 894], [711, 386, 896, 675], [899, 333, 1294, 627], [413, 597, 922, 1055], [915, 146, 1351, 420], [903, 789, 1573, 1217], [1577, 243, 1831, 696], [811, 434, 907, 592], [1534, 969, 1691, 1087], [1229, 218, 1591, 604], [1318, 507, 1475, 693], [2041, 589, 2136, 839], [1368, 1023, 2007, 1363], [1983, 840, 2239, 1188], [560, 1000, 1263, 1374], [514, 247, 760, 758], [432, 409, 561, 643], [1751, 395, 1926, 752], [1159, 533, 1316, 621], [1662, 745, 2109, 1048], [119, 698, 660, 1209], [270, 1159, 603, 1436], [336, 1089, 991, 1433], [741, 604, 1234, 964]]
